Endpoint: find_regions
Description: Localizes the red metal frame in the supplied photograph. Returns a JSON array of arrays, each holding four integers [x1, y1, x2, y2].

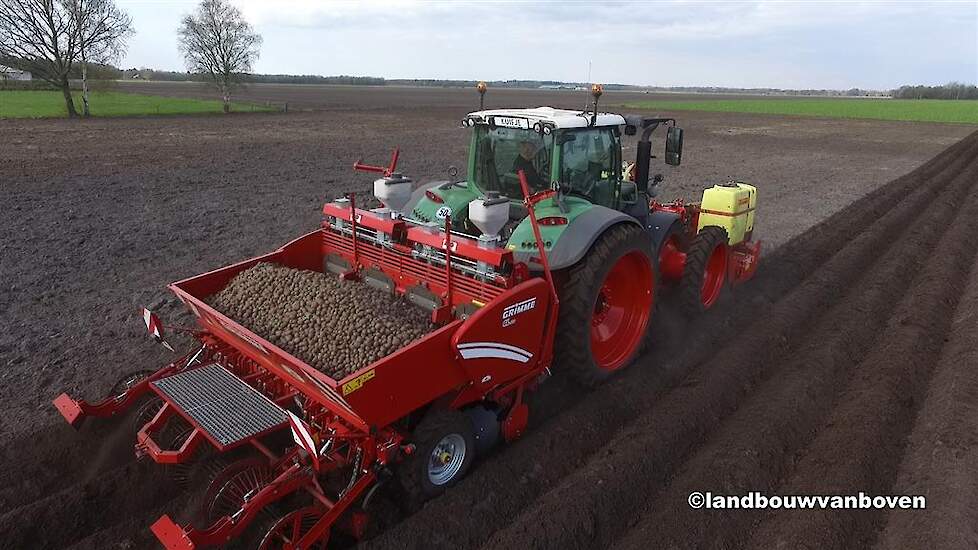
[[54, 170, 561, 549], [52, 352, 191, 428], [353, 147, 400, 178]]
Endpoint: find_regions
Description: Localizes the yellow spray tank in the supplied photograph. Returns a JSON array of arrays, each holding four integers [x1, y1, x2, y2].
[[697, 182, 757, 245]]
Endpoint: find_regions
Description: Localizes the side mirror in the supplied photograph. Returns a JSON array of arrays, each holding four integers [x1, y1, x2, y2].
[[665, 126, 684, 166]]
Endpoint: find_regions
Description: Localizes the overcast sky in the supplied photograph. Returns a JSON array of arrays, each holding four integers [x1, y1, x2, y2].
[[117, 0, 977, 90]]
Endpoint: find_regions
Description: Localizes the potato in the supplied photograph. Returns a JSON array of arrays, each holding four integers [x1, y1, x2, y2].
[[207, 262, 432, 378]]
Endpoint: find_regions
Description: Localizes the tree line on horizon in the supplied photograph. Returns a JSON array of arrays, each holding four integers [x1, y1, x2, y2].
[[1, 0, 261, 115], [891, 82, 978, 100]]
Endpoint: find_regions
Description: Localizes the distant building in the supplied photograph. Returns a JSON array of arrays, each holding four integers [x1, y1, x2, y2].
[[0, 65, 32, 81]]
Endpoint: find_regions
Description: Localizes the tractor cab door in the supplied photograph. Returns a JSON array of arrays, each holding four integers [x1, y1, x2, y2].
[[557, 127, 623, 209]]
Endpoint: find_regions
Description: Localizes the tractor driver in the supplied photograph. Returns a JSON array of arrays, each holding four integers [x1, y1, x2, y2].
[[512, 138, 546, 189]]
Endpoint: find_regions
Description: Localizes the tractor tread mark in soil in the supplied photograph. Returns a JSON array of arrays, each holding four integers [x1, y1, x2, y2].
[[556, 222, 656, 387]]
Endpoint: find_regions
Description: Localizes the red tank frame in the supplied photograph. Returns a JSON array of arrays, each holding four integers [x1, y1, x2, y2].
[[53, 173, 561, 549]]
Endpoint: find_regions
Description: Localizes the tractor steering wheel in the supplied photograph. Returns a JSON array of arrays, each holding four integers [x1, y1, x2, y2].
[[564, 169, 597, 201]]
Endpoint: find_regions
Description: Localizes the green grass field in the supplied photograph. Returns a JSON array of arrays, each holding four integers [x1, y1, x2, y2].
[[621, 98, 978, 124], [0, 90, 276, 118]]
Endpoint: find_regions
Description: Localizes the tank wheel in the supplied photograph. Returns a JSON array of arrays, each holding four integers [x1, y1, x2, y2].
[[164, 426, 199, 487], [397, 408, 475, 511], [162, 426, 224, 489], [680, 226, 729, 315], [110, 369, 155, 397], [556, 223, 656, 387], [131, 395, 164, 433], [201, 456, 275, 523], [258, 506, 328, 550]]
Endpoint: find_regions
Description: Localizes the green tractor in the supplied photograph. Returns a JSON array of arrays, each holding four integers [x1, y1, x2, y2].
[[368, 86, 760, 387]]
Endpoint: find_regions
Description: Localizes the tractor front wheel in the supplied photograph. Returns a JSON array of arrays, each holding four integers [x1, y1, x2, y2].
[[680, 226, 729, 316], [556, 223, 656, 387]]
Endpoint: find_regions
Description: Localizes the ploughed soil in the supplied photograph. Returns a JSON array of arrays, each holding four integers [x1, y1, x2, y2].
[[1, 84, 976, 548]]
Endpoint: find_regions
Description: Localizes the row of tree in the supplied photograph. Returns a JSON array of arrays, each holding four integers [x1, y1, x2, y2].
[[121, 69, 384, 87], [892, 82, 978, 100], [0, 0, 262, 116], [0, 0, 132, 116]]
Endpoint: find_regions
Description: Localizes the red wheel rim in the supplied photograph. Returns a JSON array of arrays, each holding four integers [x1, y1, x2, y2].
[[590, 251, 654, 371], [259, 506, 327, 550], [700, 243, 727, 308]]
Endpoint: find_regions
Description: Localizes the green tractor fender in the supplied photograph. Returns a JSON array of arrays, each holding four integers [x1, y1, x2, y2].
[[509, 202, 643, 271]]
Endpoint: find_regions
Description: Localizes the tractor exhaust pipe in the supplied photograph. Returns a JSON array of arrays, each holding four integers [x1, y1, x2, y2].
[[634, 139, 653, 194], [634, 121, 660, 193]]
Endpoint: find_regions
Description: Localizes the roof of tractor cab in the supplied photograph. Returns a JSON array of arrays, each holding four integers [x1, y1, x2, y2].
[[467, 107, 626, 129]]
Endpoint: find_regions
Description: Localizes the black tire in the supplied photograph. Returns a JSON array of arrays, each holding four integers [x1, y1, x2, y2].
[[397, 408, 476, 510], [680, 226, 729, 317], [555, 223, 656, 388]]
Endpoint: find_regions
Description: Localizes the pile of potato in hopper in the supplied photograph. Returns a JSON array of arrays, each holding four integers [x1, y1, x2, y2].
[[207, 263, 432, 378]]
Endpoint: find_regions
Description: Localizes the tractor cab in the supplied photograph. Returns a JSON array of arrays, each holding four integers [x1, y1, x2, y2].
[[466, 107, 625, 207], [409, 107, 634, 243]]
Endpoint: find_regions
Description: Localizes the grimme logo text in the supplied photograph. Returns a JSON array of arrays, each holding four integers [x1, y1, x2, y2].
[[502, 297, 536, 327]]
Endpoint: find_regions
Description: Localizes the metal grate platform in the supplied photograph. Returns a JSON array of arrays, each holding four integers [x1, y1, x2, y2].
[[152, 364, 287, 448]]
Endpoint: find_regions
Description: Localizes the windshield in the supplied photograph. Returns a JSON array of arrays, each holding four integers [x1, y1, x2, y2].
[[471, 125, 554, 198]]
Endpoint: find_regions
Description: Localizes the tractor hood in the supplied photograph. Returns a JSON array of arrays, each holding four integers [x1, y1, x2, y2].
[[409, 181, 479, 225]]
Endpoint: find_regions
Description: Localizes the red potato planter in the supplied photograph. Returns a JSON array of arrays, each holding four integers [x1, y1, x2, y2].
[[53, 177, 565, 549], [53, 99, 760, 548]]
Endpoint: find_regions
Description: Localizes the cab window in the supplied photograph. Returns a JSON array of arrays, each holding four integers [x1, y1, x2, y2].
[[559, 128, 619, 207], [472, 125, 553, 198]]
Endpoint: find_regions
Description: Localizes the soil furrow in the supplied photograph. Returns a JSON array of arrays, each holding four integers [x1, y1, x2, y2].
[[609, 148, 978, 550], [370, 134, 978, 550], [743, 159, 978, 549], [874, 255, 978, 550], [0, 460, 181, 549], [478, 133, 978, 550]]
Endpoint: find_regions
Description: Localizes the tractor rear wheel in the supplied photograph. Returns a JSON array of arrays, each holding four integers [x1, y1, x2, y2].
[[680, 226, 729, 316], [556, 223, 656, 387], [397, 408, 475, 511]]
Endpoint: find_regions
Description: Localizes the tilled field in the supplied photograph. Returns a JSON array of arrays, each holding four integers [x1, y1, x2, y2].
[[0, 130, 975, 549], [2, 85, 977, 548]]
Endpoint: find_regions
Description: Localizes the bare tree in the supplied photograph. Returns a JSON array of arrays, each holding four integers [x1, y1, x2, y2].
[[0, 0, 131, 117], [72, 0, 132, 116], [0, 0, 80, 115], [177, 0, 261, 113]]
